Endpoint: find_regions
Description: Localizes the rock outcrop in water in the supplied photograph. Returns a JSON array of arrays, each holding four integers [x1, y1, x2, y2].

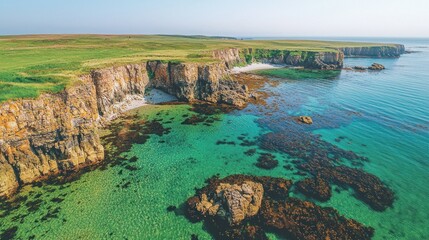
[[368, 63, 385, 70], [194, 181, 264, 226], [0, 59, 249, 198]]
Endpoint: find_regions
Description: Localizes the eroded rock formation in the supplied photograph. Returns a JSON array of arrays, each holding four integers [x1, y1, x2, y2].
[[195, 181, 263, 226]]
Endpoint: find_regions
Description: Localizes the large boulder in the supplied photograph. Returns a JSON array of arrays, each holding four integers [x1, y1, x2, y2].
[[195, 181, 264, 226]]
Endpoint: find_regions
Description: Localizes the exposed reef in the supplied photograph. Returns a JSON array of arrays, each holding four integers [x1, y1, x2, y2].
[[296, 175, 331, 202], [185, 174, 374, 240], [260, 132, 395, 211]]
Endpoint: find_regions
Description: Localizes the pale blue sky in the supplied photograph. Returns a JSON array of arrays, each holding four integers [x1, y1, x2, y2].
[[0, 0, 428, 37]]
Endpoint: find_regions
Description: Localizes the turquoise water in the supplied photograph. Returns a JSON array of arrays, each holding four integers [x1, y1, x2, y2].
[[1, 39, 428, 239]]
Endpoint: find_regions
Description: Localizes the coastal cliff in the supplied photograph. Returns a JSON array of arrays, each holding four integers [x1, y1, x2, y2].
[[0, 60, 249, 198], [0, 45, 404, 198], [339, 44, 405, 57], [213, 48, 344, 69]]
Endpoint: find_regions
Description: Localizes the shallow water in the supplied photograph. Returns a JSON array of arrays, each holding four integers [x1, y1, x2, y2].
[[1, 39, 428, 239]]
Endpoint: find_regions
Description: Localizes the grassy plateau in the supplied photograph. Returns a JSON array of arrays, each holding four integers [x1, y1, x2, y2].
[[0, 34, 395, 102]]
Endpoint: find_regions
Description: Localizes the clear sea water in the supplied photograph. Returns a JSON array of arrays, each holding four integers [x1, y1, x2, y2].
[[1, 38, 428, 239]]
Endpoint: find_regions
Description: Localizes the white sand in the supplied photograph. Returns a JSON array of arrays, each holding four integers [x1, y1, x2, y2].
[[106, 89, 178, 120], [125, 89, 178, 111], [231, 63, 286, 73], [144, 89, 177, 104]]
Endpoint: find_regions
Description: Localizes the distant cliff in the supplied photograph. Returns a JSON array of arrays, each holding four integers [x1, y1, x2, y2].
[[339, 44, 405, 58], [213, 48, 344, 70], [212, 45, 405, 70]]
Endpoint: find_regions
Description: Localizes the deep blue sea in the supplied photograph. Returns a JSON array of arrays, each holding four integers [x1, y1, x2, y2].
[[0, 38, 428, 239]]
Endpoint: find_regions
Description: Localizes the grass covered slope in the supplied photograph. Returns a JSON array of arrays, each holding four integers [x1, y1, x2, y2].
[[0, 34, 397, 102]]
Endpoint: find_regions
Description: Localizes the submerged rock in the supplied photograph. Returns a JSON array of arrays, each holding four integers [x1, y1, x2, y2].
[[297, 116, 313, 124], [296, 175, 331, 202], [255, 153, 278, 170], [259, 132, 395, 211], [353, 66, 367, 71], [259, 198, 374, 240]]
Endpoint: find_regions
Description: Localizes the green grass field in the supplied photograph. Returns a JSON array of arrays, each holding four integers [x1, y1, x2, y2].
[[0, 34, 394, 102]]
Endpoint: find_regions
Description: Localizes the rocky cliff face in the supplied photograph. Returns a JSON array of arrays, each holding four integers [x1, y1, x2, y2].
[[339, 44, 405, 57], [212, 49, 244, 68], [147, 61, 248, 106], [213, 48, 344, 70], [0, 60, 249, 198], [0, 77, 104, 198]]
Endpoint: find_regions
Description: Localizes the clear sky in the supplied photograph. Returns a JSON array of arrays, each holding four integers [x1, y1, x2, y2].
[[0, 0, 428, 37]]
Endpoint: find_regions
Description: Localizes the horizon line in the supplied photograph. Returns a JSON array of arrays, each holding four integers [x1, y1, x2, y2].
[[1, 33, 428, 39]]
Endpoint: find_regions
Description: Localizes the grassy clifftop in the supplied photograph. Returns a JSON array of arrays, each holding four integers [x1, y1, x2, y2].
[[0, 34, 397, 102]]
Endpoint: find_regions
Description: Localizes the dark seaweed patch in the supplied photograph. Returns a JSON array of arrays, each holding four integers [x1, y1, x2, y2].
[[255, 153, 278, 170], [216, 140, 236, 145], [0, 226, 18, 240], [244, 149, 257, 156], [26, 199, 44, 212], [41, 207, 61, 221], [128, 156, 138, 163], [167, 205, 177, 212], [181, 115, 208, 125], [50, 197, 64, 203]]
